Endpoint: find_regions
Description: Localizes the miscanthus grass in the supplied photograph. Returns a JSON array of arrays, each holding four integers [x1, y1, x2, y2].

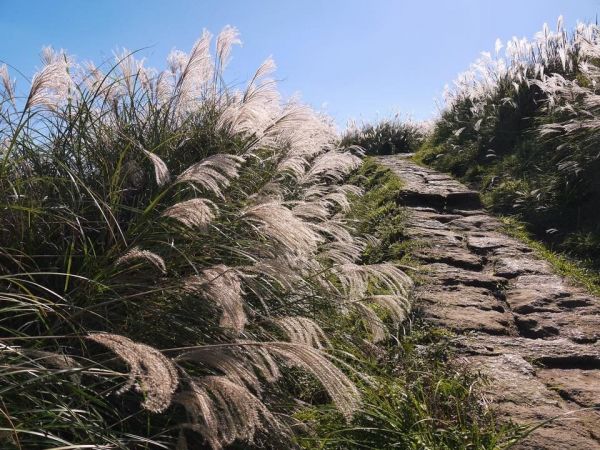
[[0, 26, 413, 449], [417, 17, 600, 272]]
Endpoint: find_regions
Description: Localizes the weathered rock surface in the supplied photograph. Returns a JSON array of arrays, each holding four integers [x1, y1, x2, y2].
[[378, 155, 600, 449]]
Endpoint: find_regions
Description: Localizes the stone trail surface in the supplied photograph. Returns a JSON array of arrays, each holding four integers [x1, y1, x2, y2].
[[377, 155, 600, 449]]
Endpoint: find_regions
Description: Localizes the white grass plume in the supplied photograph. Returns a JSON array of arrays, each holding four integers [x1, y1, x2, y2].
[[175, 375, 280, 450], [143, 150, 170, 186], [26, 48, 73, 110], [162, 198, 217, 229], [242, 201, 323, 255], [262, 342, 360, 420], [216, 25, 241, 72], [0, 65, 15, 105], [182, 265, 246, 332], [116, 247, 167, 274], [175, 154, 244, 198], [272, 316, 331, 349], [87, 333, 179, 413], [353, 303, 388, 343]]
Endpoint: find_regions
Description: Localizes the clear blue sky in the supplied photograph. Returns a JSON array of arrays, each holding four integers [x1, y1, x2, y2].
[[1, 0, 599, 127]]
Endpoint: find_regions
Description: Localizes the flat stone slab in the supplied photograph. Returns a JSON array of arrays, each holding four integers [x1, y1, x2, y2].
[[377, 156, 600, 449]]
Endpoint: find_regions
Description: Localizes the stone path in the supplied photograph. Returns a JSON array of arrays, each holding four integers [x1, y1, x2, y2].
[[377, 155, 600, 449]]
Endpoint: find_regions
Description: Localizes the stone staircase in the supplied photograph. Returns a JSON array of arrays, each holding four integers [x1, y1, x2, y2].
[[378, 155, 600, 449]]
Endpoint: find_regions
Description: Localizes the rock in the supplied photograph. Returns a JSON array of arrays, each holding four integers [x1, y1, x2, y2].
[[425, 305, 511, 335], [538, 369, 600, 407], [455, 334, 600, 364], [413, 245, 483, 270], [466, 232, 526, 254], [424, 263, 504, 289], [493, 256, 552, 278], [448, 214, 502, 231], [472, 354, 600, 450], [418, 285, 503, 311]]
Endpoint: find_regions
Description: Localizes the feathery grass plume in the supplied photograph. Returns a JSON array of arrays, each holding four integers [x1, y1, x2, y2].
[[333, 263, 412, 300], [319, 239, 366, 265], [241, 254, 306, 291], [303, 184, 363, 213], [172, 29, 213, 114], [0, 64, 15, 104], [113, 48, 144, 95], [300, 149, 362, 185], [115, 246, 167, 274], [177, 348, 261, 392], [25, 48, 73, 110], [353, 303, 388, 343], [368, 294, 411, 324], [272, 316, 331, 349], [162, 197, 217, 229], [216, 25, 241, 72], [217, 58, 281, 136], [175, 154, 244, 198], [242, 345, 281, 383], [262, 342, 361, 420], [22, 349, 82, 371], [87, 333, 179, 413], [242, 201, 324, 254], [143, 150, 171, 186], [182, 265, 246, 332], [175, 375, 281, 450], [291, 200, 331, 222]]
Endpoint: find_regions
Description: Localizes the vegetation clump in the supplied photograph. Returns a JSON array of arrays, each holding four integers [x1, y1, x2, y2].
[[0, 28, 415, 449], [415, 18, 600, 275], [342, 117, 426, 155]]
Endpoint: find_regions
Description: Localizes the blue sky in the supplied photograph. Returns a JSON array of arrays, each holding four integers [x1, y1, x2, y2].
[[1, 0, 599, 127]]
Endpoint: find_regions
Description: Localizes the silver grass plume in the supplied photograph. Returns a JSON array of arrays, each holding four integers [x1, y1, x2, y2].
[[179, 343, 282, 389], [178, 340, 361, 420], [175, 375, 281, 450], [242, 201, 323, 255], [262, 342, 360, 420], [303, 184, 363, 213], [162, 198, 217, 229], [272, 316, 331, 349], [368, 294, 411, 324], [217, 58, 280, 136], [353, 303, 388, 343], [26, 47, 74, 110], [333, 263, 413, 300], [175, 154, 244, 198], [300, 149, 362, 185], [87, 333, 179, 413], [177, 348, 261, 392], [216, 25, 241, 72], [143, 150, 171, 186], [115, 246, 167, 274], [9, 348, 82, 382], [241, 254, 307, 291], [0, 65, 15, 104], [182, 265, 246, 332], [172, 30, 213, 114]]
